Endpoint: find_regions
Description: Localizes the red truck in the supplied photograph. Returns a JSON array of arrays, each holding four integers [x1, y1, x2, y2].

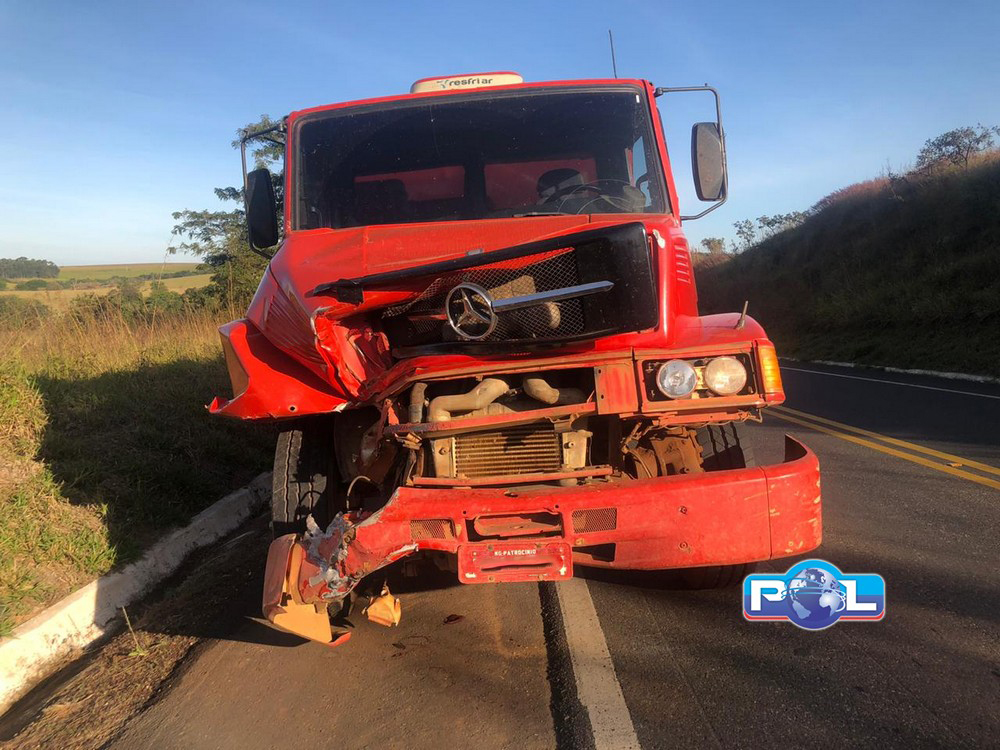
[[211, 72, 822, 644]]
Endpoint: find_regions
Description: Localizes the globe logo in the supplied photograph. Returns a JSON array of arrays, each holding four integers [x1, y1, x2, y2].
[[781, 567, 847, 629], [744, 559, 886, 629]]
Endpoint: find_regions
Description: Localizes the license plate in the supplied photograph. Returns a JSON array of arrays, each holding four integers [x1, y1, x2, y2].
[[457, 541, 573, 584]]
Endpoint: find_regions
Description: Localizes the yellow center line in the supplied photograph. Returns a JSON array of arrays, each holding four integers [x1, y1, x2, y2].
[[773, 405, 1000, 478], [768, 409, 1000, 491]]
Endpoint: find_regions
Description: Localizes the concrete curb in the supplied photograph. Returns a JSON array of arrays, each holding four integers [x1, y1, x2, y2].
[[0, 472, 272, 715]]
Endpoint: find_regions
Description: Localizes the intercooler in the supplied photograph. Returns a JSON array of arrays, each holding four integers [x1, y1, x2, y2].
[[452, 424, 563, 478]]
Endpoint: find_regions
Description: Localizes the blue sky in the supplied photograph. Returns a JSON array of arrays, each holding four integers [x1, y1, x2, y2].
[[2, 0, 999, 265]]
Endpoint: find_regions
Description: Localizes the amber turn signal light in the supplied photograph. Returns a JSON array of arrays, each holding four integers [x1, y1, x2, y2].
[[757, 342, 784, 403]]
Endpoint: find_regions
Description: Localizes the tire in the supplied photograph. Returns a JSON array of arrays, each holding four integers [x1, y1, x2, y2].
[[271, 417, 339, 538], [680, 423, 756, 588], [697, 422, 755, 471]]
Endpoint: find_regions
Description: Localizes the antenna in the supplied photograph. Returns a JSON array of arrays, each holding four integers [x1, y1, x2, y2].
[[608, 30, 618, 78]]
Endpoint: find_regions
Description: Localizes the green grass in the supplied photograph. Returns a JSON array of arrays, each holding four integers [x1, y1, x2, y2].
[[0, 311, 274, 634], [696, 150, 1000, 377], [55, 263, 201, 281]]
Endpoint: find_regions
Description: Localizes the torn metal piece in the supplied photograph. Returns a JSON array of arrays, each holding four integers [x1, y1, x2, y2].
[[365, 584, 402, 627]]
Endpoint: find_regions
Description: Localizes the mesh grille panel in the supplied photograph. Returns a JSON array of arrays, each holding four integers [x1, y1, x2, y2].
[[572, 507, 618, 533], [410, 519, 455, 540], [454, 425, 562, 478], [384, 249, 584, 342]]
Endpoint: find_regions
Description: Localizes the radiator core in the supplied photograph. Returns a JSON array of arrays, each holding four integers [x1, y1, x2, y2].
[[453, 424, 562, 478]]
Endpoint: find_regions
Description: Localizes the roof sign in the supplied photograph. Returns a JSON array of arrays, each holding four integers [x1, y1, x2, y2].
[[410, 72, 524, 94]]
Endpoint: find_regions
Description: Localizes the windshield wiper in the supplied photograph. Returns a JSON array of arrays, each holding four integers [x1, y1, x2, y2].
[[511, 211, 570, 218]]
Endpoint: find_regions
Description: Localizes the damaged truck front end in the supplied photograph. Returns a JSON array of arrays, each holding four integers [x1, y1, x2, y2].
[[212, 73, 822, 645]]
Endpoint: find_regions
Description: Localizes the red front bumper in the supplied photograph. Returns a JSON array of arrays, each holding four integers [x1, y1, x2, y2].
[[347, 434, 820, 581], [263, 435, 820, 641]]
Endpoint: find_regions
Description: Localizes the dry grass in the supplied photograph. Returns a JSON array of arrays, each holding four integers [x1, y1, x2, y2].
[[0, 311, 273, 635], [0, 274, 212, 312]]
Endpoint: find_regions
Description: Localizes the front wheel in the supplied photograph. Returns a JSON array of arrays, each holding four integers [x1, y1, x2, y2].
[[271, 417, 339, 538]]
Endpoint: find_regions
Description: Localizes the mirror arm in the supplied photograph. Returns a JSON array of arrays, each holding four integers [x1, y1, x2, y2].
[[654, 85, 729, 221], [679, 193, 727, 222], [240, 122, 286, 259]]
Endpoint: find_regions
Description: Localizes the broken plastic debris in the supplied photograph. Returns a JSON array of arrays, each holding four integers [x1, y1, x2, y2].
[[262, 535, 337, 644], [365, 585, 402, 627]]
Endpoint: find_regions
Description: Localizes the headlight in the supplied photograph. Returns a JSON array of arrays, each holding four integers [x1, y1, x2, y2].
[[655, 359, 697, 399], [704, 356, 747, 395]]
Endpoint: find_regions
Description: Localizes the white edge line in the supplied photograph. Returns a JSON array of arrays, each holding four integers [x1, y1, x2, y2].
[[781, 357, 1000, 385], [0, 473, 272, 715], [780, 366, 1000, 400], [556, 578, 641, 750]]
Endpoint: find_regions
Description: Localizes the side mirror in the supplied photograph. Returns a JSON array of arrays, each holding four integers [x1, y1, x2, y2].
[[245, 168, 279, 251], [691, 122, 727, 202]]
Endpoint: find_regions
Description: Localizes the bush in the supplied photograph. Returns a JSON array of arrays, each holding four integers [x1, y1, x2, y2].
[[15, 279, 49, 291], [0, 296, 50, 328]]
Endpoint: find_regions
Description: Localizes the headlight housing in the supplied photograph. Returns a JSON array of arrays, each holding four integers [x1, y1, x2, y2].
[[703, 356, 748, 396], [655, 359, 698, 399]]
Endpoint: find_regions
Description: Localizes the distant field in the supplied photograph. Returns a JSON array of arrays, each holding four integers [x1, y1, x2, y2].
[[151, 273, 213, 292], [0, 273, 213, 310], [56, 263, 202, 281]]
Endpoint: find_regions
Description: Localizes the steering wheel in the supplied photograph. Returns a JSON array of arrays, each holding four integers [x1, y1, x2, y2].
[[542, 179, 629, 205]]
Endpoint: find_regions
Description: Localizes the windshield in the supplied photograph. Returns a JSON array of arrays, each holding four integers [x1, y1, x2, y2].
[[293, 87, 668, 230]]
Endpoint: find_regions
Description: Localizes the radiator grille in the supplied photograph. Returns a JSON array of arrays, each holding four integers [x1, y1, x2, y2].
[[572, 507, 618, 533], [453, 425, 562, 478], [383, 249, 585, 344]]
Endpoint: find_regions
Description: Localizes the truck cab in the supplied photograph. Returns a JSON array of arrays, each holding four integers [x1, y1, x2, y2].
[[211, 73, 822, 644]]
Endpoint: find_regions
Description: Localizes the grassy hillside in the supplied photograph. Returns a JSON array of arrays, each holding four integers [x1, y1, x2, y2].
[[696, 151, 1000, 376], [0, 311, 273, 634]]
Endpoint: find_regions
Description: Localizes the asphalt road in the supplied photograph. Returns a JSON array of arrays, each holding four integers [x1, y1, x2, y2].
[[111, 362, 1000, 750]]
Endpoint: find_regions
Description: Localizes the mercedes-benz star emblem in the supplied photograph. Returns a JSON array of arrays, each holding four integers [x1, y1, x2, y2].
[[445, 282, 496, 340]]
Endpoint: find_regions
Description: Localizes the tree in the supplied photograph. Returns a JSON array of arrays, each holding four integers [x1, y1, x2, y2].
[[169, 115, 283, 313], [732, 219, 757, 252], [756, 212, 807, 239], [916, 124, 1000, 169], [0, 257, 60, 279], [699, 237, 726, 255]]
